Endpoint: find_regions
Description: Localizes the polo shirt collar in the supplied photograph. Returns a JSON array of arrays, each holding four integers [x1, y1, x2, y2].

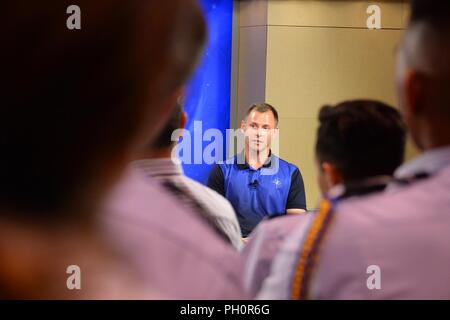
[[394, 145, 450, 179], [236, 151, 274, 170]]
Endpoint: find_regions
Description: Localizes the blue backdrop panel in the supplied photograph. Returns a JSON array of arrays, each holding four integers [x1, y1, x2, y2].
[[182, 0, 233, 184]]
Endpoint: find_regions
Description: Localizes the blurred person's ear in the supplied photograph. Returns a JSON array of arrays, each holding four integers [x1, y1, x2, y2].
[[322, 162, 343, 188], [175, 111, 188, 142], [316, 159, 328, 194], [180, 112, 188, 130], [132, 89, 182, 158], [273, 128, 280, 139], [403, 69, 428, 149], [405, 69, 427, 117]]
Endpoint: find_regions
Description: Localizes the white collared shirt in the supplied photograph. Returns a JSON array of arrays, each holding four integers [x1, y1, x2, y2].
[[395, 146, 450, 179], [132, 158, 243, 250]]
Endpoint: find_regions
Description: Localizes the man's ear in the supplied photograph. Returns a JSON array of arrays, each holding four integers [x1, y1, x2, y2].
[[180, 111, 188, 132], [240, 120, 246, 133], [322, 162, 343, 187], [405, 69, 427, 116]]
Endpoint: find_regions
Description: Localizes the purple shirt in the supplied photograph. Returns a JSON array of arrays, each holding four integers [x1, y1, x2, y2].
[[242, 215, 305, 298], [101, 168, 246, 299], [258, 147, 450, 299]]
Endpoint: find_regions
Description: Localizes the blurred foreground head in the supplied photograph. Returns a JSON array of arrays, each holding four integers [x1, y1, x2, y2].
[[396, 0, 450, 150], [0, 0, 206, 222], [315, 100, 406, 193]]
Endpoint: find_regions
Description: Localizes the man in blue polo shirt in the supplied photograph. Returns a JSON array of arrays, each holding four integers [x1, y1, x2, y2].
[[208, 103, 307, 238]]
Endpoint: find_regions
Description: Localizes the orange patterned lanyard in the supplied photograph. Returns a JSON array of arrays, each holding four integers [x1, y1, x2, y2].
[[290, 199, 335, 300]]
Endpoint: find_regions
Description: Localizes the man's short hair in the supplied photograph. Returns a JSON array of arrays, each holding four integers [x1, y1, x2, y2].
[[245, 103, 279, 125], [0, 1, 206, 219], [315, 100, 406, 182]]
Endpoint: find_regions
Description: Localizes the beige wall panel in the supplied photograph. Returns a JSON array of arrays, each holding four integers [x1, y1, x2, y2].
[[265, 27, 403, 119], [277, 117, 320, 208], [265, 26, 406, 208], [405, 136, 420, 162], [268, 0, 407, 29], [237, 26, 268, 125], [402, 2, 411, 27]]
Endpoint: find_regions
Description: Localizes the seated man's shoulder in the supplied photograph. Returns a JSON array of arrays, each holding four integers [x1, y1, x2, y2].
[[274, 156, 303, 175], [277, 156, 293, 166], [220, 155, 238, 167]]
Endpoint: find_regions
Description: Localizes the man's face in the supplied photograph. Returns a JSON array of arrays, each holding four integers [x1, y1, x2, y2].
[[241, 110, 277, 153]]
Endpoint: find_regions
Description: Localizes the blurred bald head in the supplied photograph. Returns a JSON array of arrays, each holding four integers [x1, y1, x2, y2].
[[0, 1, 206, 220], [396, 0, 450, 150]]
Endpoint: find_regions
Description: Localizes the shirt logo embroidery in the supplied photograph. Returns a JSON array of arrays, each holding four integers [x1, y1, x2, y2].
[[273, 178, 282, 189]]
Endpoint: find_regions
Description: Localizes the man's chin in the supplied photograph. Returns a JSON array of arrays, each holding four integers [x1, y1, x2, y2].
[[249, 146, 268, 154]]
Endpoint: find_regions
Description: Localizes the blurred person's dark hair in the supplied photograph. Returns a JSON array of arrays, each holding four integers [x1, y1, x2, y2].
[[410, 0, 450, 27], [408, 0, 450, 82], [152, 101, 184, 149], [315, 100, 406, 182], [0, 1, 206, 222]]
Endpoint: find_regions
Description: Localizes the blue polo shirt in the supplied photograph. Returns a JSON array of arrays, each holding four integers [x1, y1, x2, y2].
[[207, 153, 307, 237]]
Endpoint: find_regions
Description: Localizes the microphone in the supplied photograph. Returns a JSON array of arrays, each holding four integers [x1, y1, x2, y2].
[[249, 179, 259, 188]]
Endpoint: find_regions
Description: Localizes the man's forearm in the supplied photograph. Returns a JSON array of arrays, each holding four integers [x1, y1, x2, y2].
[[286, 208, 306, 215]]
